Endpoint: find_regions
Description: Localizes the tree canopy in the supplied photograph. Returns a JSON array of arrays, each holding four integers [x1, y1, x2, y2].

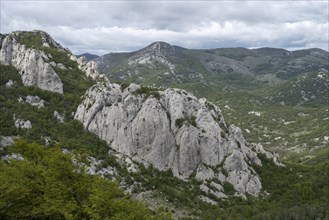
[[0, 140, 172, 220]]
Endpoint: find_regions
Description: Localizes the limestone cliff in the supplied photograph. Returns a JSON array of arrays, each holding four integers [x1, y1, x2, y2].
[[0, 32, 63, 93], [75, 82, 280, 197], [69, 54, 108, 81]]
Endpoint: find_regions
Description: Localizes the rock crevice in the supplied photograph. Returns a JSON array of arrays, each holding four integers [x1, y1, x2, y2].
[[0, 34, 63, 93], [75, 83, 280, 196]]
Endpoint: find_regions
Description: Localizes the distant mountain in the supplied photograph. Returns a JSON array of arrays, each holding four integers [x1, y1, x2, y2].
[[95, 43, 328, 97], [95, 41, 206, 89], [0, 29, 282, 214], [77, 53, 99, 61], [1, 30, 328, 220]]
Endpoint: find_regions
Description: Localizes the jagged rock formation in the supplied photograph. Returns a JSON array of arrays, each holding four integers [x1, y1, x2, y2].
[[70, 54, 107, 81], [75, 82, 280, 197], [0, 32, 64, 93], [18, 95, 46, 109], [14, 118, 32, 129], [34, 30, 71, 53]]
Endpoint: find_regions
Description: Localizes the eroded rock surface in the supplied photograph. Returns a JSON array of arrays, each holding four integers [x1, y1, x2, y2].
[[70, 54, 107, 81], [0, 33, 63, 93], [75, 82, 279, 197]]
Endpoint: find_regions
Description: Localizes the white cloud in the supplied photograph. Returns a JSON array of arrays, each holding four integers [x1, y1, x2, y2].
[[1, 1, 328, 55]]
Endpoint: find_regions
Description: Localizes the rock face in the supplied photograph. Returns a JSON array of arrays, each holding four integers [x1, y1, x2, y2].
[[69, 54, 108, 81], [0, 33, 63, 93], [75, 82, 279, 197], [127, 42, 177, 72]]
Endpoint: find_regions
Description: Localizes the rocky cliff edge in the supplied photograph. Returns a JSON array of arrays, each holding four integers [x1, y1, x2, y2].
[[75, 82, 282, 197]]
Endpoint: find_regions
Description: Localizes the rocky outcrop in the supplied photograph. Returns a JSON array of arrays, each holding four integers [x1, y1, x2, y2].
[[18, 95, 45, 109], [127, 42, 176, 73], [75, 82, 278, 197], [34, 30, 70, 53], [0, 33, 63, 93], [14, 118, 32, 129], [70, 54, 108, 81], [5, 80, 14, 88], [54, 111, 65, 123], [0, 136, 15, 147], [252, 143, 284, 167]]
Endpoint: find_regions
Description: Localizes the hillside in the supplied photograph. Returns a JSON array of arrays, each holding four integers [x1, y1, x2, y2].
[[77, 53, 99, 61], [0, 31, 328, 219], [95, 42, 329, 157], [96, 42, 328, 95]]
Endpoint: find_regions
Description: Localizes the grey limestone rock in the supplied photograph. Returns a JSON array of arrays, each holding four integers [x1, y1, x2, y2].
[[70, 54, 108, 81], [74, 82, 282, 197], [0, 136, 15, 147], [44, 136, 52, 145], [54, 111, 65, 123], [199, 195, 218, 205], [25, 95, 45, 109], [252, 143, 284, 167], [0, 34, 63, 93], [5, 80, 14, 88], [14, 118, 32, 129]]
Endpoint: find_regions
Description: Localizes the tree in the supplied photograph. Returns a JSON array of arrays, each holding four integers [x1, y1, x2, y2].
[[0, 140, 172, 219]]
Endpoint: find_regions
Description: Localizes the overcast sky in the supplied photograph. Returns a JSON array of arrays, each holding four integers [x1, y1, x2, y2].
[[1, 1, 328, 55]]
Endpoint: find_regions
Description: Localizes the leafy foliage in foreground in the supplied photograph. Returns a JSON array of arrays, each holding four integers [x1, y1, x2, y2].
[[0, 140, 172, 220], [1, 31, 328, 219]]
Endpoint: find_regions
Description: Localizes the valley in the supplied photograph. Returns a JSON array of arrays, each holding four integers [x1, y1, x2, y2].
[[0, 30, 328, 219], [96, 41, 329, 161]]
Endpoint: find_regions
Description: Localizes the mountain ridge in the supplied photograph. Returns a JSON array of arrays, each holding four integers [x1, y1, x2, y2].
[[0, 30, 328, 219], [77, 53, 99, 61], [0, 30, 281, 200], [95, 41, 328, 95]]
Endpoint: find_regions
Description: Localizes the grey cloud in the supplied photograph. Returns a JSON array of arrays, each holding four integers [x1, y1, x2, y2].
[[1, 1, 328, 55]]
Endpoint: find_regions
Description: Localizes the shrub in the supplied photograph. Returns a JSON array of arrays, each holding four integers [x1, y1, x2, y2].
[[222, 181, 235, 195], [175, 115, 197, 128]]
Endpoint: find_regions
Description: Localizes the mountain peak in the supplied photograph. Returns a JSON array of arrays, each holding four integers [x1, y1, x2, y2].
[[77, 53, 99, 61], [10, 30, 70, 53], [149, 41, 172, 47], [143, 41, 176, 54]]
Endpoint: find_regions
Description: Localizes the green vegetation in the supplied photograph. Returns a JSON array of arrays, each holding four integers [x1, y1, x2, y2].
[[136, 85, 161, 99], [0, 64, 103, 157], [132, 165, 203, 209], [94, 44, 328, 218], [0, 140, 172, 219], [129, 155, 328, 219], [2, 32, 328, 219], [196, 155, 329, 220], [221, 182, 235, 195], [263, 71, 329, 107], [211, 90, 329, 159], [15, 31, 44, 49], [0, 60, 172, 218], [175, 115, 197, 128]]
